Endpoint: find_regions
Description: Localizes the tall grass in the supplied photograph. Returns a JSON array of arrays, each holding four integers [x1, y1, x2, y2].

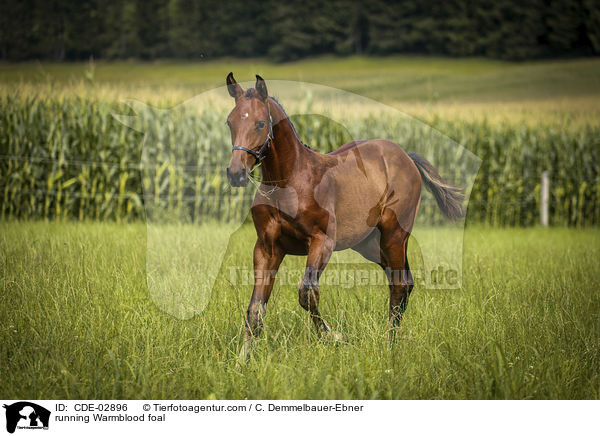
[[0, 222, 598, 399], [1, 95, 598, 225]]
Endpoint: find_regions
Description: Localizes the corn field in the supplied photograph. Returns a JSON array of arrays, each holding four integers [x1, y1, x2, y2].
[[1, 95, 599, 226]]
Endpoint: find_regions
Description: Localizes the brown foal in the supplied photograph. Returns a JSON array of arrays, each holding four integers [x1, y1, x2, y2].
[[225, 73, 464, 360]]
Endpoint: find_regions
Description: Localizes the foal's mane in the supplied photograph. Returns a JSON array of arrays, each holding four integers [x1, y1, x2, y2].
[[270, 96, 312, 150]]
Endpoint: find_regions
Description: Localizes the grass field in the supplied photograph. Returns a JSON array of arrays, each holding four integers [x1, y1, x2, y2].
[[1, 221, 598, 399], [2, 56, 600, 120]]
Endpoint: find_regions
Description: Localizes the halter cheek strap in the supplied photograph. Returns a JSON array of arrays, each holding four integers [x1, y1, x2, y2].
[[231, 100, 274, 163]]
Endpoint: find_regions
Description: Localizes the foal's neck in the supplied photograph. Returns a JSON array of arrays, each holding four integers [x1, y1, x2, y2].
[[260, 98, 311, 185]]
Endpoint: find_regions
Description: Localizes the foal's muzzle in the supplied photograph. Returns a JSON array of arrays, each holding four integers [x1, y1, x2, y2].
[[227, 167, 249, 187]]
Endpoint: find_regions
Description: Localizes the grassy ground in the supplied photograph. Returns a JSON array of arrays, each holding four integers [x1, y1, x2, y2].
[[1, 221, 598, 399], [1, 56, 599, 120]]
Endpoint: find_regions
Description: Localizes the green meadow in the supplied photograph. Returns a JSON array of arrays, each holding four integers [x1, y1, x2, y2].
[[0, 222, 598, 399], [2, 56, 600, 117]]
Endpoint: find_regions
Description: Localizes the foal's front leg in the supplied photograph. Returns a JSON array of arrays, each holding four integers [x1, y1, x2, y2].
[[239, 239, 284, 361], [298, 233, 335, 336]]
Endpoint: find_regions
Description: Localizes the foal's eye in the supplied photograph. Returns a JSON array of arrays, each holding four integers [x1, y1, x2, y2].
[[225, 120, 231, 129], [255, 121, 266, 130]]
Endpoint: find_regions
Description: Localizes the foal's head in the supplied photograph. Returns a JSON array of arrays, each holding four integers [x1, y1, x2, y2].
[[225, 73, 272, 187]]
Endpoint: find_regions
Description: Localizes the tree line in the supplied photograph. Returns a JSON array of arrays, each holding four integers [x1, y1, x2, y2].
[[1, 0, 599, 61]]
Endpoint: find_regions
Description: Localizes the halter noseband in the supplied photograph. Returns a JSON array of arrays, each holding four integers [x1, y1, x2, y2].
[[231, 100, 273, 163]]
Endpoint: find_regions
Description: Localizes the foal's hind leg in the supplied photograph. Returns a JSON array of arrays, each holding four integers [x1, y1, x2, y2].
[[353, 226, 413, 334], [378, 224, 413, 337], [298, 232, 336, 337]]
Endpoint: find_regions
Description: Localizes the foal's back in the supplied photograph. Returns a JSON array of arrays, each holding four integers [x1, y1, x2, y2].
[[318, 139, 422, 250]]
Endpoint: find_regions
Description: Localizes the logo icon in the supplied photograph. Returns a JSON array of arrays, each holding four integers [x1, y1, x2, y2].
[[3, 402, 50, 433]]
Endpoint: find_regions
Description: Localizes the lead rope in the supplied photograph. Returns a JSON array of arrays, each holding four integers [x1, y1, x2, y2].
[[247, 167, 279, 199]]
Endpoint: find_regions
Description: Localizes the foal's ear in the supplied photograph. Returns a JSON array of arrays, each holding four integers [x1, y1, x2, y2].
[[255, 75, 268, 101], [226, 72, 243, 98]]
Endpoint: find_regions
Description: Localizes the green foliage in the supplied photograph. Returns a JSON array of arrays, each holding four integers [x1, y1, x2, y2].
[[0, 94, 598, 226], [436, 118, 600, 226], [1, 0, 599, 61]]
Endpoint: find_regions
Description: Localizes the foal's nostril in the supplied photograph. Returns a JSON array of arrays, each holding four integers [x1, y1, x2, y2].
[[226, 167, 248, 187]]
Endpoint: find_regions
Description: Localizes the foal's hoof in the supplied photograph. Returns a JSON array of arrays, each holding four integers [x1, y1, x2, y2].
[[237, 352, 249, 367], [237, 341, 253, 364], [387, 327, 406, 345], [324, 330, 348, 344]]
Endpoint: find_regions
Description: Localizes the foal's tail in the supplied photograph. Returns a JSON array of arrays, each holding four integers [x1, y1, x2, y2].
[[407, 152, 465, 220]]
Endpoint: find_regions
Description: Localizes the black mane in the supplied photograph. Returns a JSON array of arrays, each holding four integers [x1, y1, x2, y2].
[[270, 96, 311, 150]]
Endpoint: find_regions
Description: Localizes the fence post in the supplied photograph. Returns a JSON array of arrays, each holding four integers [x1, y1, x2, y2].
[[540, 171, 549, 227]]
